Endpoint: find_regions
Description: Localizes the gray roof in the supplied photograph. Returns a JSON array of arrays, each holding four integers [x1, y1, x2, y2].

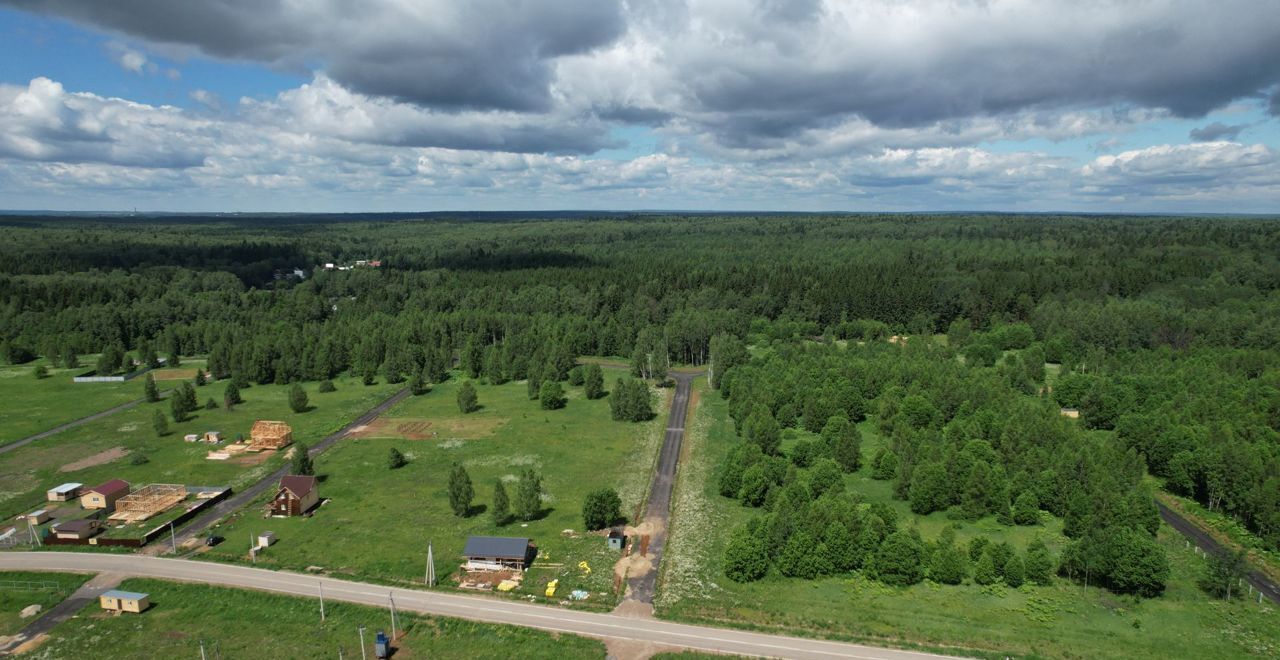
[[462, 536, 529, 559], [102, 590, 148, 600]]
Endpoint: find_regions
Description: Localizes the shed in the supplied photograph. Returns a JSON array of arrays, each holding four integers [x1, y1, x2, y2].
[[258, 531, 277, 548], [47, 483, 82, 502], [607, 528, 625, 551], [81, 479, 130, 511], [100, 590, 150, 613], [1060, 407, 1080, 419], [269, 475, 318, 516], [183, 434, 199, 443], [53, 519, 102, 540], [203, 431, 222, 443], [462, 536, 534, 571], [24, 509, 51, 525]]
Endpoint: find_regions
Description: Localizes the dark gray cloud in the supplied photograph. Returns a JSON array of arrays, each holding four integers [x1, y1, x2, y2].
[[1, 0, 625, 111], [1189, 122, 1247, 142], [1270, 89, 1280, 116]]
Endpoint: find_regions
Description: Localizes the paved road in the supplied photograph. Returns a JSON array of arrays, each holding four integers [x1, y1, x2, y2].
[[170, 387, 410, 546], [0, 391, 168, 456], [1156, 501, 1279, 604], [624, 371, 698, 604], [0, 572, 122, 654], [0, 553, 961, 660]]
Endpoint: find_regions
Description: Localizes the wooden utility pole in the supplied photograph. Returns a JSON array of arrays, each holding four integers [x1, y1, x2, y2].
[[319, 581, 326, 622]]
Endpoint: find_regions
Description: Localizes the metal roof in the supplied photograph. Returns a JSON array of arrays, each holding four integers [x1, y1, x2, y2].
[[102, 590, 149, 600], [462, 536, 529, 559], [49, 483, 82, 493], [88, 479, 130, 495]]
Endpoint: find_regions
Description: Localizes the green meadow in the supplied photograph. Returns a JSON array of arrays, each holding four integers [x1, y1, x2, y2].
[[0, 572, 91, 637], [200, 368, 669, 608]]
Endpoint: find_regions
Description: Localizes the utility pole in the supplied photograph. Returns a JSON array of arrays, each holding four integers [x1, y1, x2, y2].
[[425, 542, 435, 587], [389, 592, 398, 640], [199, 640, 207, 660], [358, 625, 367, 660], [319, 581, 326, 622], [250, 533, 256, 564], [169, 521, 177, 554]]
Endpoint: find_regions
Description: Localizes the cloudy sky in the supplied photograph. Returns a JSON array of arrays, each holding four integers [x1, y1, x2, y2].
[[0, 0, 1278, 213]]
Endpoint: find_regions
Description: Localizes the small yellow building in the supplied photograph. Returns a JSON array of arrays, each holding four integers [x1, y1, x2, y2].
[[100, 589, 150, 613]]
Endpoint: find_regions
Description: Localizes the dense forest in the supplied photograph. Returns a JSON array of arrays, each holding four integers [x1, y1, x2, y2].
[[0, 213, 1277, 563]]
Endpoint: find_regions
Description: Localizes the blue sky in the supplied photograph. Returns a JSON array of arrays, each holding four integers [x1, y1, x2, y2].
[[0, 1, 1277, 213]]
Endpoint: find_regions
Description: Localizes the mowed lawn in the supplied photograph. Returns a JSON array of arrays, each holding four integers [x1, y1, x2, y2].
[[657, 381, 1279, 660], [0, 360, 143, 447], [201, 368, 669, 606], [0, 572, 91, 637], [0, 376, 400, 522], [27, 578, 606, 659]]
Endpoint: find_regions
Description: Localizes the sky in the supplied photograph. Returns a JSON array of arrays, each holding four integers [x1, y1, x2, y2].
[[0, 1, 1278, 213]]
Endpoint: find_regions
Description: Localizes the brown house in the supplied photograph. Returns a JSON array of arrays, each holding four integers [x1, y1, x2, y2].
[[81, 479, 130, 511], [53, 518, 103, 540], [270, 475, 318, 516]]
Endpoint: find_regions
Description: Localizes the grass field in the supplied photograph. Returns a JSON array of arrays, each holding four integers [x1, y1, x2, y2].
[[0, 360, 144, 447], [0, 572, 90, 637], [200, 368, 669, 607], [0, 375, 400, 524], [657, 380, 1279, 659], [26, 577, 606, 659]]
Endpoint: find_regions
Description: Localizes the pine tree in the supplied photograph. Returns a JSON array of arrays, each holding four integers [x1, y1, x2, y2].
[[194, 368, 207, 386], [387, 447, 407, 469], [143, 373, 160, 403], [974, 550, 999, 585], [448, 462, 474, 517], [224, 381, 241, 410], [291, 442, 314, 476], [288, 384, 309, 413], [1025, 538, 1054, 585], [539, 381, 566, 410], [152, 410, 169, 437], [456, 381, 479, 413], [515, 469, 543, 521], [1004, 555, 1026, 587], [170, 393, 189, 423], [583, 364, 604, 399], [492, 480, 510, 526]]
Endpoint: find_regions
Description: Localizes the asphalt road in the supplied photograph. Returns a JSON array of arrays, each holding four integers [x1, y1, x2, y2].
[[0, 391, 168, 456], [0, 572, 122, 654], [170, 387, 411, 546], [0, 553, 961, 659], [1156, 501, 1279, 604], [624, 371, 698, 604]]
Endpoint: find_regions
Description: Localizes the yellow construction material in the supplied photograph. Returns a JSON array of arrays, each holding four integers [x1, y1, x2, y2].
[[496, 579, 519, 592], [545, 579, 559, 597], [578, 561, 592, 576]]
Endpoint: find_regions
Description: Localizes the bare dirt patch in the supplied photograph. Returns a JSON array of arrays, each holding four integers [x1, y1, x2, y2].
[[349, 416, 507, 440], [233, 451, 273, 466], [150, 368, 198, 381], [59, 446, 128, 472]]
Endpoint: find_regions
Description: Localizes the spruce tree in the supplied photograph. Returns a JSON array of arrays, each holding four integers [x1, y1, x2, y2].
[[143, 373, 160, 403], [456, 381, 479, 413], [291, 442, 314, 476], [1025, 539, 1054, 586], [1004, 555, 1026, 587], [492, 480, 510, 526], [387, 447, 407, 469], [583, 364, 604, 399], [974, 550, 999, 585], [152, 410, 169, 437], [448, 463, 474, 517], [539, 381, 566, 410], [288, 384, 309, 413]]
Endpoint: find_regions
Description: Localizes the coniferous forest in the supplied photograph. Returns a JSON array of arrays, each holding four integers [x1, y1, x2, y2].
[[1, 213, 1277, 594]]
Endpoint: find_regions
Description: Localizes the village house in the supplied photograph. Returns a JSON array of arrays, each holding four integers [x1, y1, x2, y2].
[[53, 518, 103, 540], [269, 475, 318, 516], [80, 479, 130, 511], [46, 483, 82, 502], [462, 536, 535, 571]]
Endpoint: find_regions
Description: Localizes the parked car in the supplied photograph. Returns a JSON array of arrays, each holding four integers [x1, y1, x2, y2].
[[204, 535, 224, 547]]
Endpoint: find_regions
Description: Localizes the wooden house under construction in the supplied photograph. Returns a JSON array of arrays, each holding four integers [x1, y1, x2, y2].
[[107, 484, 187, 523], [249, 421, 293, 450]]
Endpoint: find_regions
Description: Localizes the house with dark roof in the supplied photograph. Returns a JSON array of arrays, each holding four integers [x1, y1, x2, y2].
[[81, 479, 130, 511], [462, 536, 535, 571], [270, 475, 318, 516], [53, 518, 103, 540]]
